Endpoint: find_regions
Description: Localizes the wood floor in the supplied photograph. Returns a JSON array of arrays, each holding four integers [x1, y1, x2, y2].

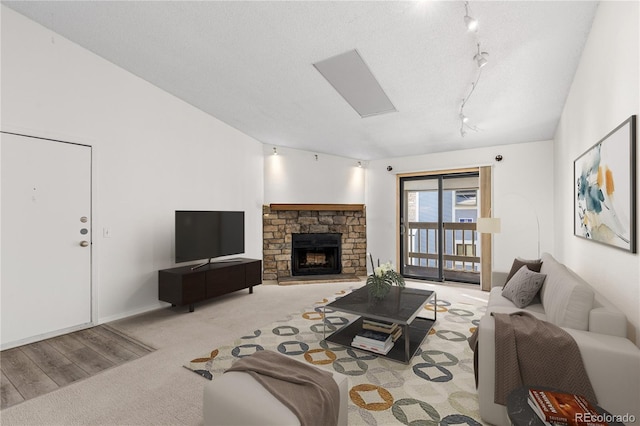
[[1, 325, 154, 410]]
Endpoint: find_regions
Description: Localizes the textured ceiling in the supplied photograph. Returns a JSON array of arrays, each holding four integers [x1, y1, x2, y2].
[[3, 1, 598, 160]]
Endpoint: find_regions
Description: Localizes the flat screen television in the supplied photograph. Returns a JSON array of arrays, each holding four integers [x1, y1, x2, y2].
[[175, 210, 245, 264]]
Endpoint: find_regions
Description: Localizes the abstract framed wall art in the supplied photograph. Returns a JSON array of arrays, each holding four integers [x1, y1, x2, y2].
[[574, 115, 637, 252]]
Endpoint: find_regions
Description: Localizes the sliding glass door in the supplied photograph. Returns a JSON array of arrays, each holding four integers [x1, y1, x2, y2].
[[401, 176, 441, 280], [400, 172, 481, 284]]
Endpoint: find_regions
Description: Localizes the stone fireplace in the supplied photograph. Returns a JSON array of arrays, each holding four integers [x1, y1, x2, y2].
[[262, 204, 367, 281]]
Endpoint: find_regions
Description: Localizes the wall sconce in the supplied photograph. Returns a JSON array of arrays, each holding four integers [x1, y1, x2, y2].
[[272, 147, 278, 156]]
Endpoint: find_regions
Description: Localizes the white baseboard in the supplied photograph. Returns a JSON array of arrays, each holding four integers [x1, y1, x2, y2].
[[98, 301, 168, 324], [0, 322, 94, 351], [0, 303, 168, 350]]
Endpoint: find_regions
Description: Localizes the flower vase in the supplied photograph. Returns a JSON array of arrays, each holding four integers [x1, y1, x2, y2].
[[366, 276, 391, 301], [366, 256, 405, 301]]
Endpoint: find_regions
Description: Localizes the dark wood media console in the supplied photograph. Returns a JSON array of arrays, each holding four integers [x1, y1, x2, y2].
[[158, 258, 262, 312]]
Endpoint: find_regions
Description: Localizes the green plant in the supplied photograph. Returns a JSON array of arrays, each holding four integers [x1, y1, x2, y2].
[[366, 254, 405, 299]]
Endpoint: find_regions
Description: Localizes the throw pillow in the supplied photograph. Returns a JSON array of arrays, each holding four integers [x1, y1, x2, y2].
[[502, 266, 546, 308], [504, 257, 543, 286]]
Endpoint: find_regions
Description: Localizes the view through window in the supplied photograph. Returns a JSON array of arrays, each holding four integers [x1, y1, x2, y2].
[[401, 173, 481, 284]]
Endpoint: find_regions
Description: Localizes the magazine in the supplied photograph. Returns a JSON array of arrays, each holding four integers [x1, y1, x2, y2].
[[528, 388, 606, 426]]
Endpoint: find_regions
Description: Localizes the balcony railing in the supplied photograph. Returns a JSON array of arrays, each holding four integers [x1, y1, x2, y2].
[[403, 221, 480, 283]]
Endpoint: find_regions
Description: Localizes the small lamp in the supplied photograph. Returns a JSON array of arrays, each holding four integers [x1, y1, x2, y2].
[[476, 217, 501, 234]]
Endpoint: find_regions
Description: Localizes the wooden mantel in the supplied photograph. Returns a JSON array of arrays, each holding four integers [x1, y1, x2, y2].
[[269, 203, 365, 212]]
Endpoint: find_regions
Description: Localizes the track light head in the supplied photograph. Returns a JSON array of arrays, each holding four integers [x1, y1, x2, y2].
[[475, 54, 488, 68], [474, 43, 489, 68], [464, 15, 478, 32], [459, 113, 469, 123], [463, 2, 478, 31]]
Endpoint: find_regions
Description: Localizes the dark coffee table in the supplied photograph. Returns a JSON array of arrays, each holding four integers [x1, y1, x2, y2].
[[322, 286, 436, 364]]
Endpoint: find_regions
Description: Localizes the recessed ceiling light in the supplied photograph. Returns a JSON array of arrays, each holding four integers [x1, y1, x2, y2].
[[313, 49, 397, 118]]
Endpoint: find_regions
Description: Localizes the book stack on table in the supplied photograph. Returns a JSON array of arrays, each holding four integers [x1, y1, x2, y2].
[[351, 319, 402, 355], [527, 388, 606, 426]]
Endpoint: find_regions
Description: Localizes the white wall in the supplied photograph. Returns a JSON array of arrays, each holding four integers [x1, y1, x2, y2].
[[365, 140, 555, 272], [263, 144, 365, 204], [554, 1, 639, 343], [1, 6, 264, 324]]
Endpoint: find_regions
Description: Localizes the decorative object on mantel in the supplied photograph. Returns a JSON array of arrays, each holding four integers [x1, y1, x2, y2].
[[574, 115, 637, 253], [366, 254, 405, 300]]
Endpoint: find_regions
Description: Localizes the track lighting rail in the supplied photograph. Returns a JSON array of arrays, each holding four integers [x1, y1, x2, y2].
[[459, 2, 489, 137]]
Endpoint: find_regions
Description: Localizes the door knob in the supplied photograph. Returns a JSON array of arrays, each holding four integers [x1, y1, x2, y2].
[[80, 241, 89, 247]]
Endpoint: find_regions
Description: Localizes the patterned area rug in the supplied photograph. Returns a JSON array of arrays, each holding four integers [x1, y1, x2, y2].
[[185, 287, 486, 425]]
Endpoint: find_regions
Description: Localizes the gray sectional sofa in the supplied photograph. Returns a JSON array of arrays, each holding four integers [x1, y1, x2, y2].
[[477, 253, 640, 425]]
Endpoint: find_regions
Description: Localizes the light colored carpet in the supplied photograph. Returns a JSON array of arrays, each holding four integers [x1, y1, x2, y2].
[[0, 280, 488, 425], [185, 285, 488, 425]]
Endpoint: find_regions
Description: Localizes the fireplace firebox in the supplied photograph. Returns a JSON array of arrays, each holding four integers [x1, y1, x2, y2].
[[291, 233, 341, 276]]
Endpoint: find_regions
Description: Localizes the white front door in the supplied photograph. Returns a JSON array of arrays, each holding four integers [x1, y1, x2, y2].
[[1, 132, 92, 349]]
